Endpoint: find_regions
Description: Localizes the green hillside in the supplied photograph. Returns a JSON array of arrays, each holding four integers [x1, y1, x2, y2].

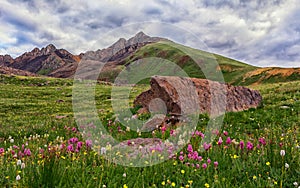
[[118, 41, 300, 85]]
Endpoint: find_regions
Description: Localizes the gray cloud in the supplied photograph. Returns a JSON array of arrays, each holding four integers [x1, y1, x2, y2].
[[0, 0, 299, 67]]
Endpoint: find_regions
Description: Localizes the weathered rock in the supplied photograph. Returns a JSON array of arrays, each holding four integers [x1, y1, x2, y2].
[[134, 76, 262, 116], [141, 114, 165, 132]]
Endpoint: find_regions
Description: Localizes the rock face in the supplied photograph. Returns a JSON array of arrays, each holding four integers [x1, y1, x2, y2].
[[0, 44, 81, 78], [134, 76, 262, 116]]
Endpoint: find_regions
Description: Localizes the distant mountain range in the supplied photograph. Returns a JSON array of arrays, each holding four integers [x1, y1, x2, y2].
[[0, 31, 299, 85]]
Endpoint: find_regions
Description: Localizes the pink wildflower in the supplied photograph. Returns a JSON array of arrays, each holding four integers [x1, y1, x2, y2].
[[76, 142, 83, 150], [240, 141, 245, 150], [203, 142, 211, 151], [161, 126, 167, 134], [246, 141, 254, 150], [217, 137, 223, 145], [85, 140, 92, 149], [68, 137, 78, 144], [24, 148, 31, 156], [187, 144, 193, 153], [226, 137, 232, 145], [202, 163, 207, 169], [0, 148, 5, 155], [258, 137, 266, 145], [179, 155, 184, 161], [67, 144, 74, 152], [214, 161, 219, 168]]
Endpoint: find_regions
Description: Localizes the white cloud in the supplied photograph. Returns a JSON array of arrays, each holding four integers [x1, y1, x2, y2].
[[0, 0, 299, 67]]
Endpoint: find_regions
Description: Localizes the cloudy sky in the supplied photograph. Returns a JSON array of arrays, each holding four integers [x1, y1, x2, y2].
[[0, 0, 299, 67]]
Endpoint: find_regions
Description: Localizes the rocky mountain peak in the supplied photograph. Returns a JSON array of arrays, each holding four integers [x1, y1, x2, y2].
[[41, 44, 57, 55]]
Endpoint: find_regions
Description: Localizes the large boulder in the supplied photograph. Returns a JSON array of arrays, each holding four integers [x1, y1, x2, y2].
[[134, 76, 262, 116]]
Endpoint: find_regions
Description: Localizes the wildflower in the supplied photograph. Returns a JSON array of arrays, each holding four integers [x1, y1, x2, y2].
[[170, 129, 176, 136], [68, 137, 78, 144], [179, 155, 184, 161], [21, 162, 25, 169], [197, 156, 203, 161], [232, 154, 239, 159], [246, 141, 254, 150], [76, 142, 83, 150], [0, 148, 4, 155], [203, 142, 211, 151], [181, 170, 185, 174], [293, 182, 298, 186], [202, 163, 207, 169], [171, 182, 176, 187], [10, 138, 14, 143], [217, 137, 223, 145], [17, 159, 22, 166], [123, 173, 126, 177], [86, 140, 92, 149], [266, 162, 270, 166], [212, 129, 219, 135], [214, 161, 219, 168], [207, 159, 211, 164], [71, 127, 77, 132], [67, 145, 74, 152], [187, 144, 193, 152], [161, 126, 167, 134], [161, 181, 165, 186], [204, 183, 210, 188], [285, 163, 289, 169], [258, 137, 266, 145], [100, 147, 106, 155], [253, 175, 257, 180], [223, 131, 228, 136], [16, 175, 21, 181], [226, 137, 231, 145], [196, 164, 200, 168], [24, 148, 31, 156], [240, 141, 245, 149], [280, 150, 285, 156], [123, 184, 128, 188]]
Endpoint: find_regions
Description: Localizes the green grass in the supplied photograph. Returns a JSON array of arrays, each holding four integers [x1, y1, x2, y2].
[[0, 74, 299, 187]]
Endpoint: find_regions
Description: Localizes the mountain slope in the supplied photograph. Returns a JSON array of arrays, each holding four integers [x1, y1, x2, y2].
[[0, 32, 299, 85]]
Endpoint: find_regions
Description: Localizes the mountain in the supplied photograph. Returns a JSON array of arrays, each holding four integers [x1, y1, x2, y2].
[[0, 31, 299, 85], [0, 44, 81, 78]]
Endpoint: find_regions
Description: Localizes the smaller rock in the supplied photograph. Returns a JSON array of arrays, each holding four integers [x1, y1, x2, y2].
[[141, 114, 165, 132]]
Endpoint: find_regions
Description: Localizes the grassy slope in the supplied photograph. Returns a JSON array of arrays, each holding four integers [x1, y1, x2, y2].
[[0, 74, 299, 187], [123, 41, 300, 85]]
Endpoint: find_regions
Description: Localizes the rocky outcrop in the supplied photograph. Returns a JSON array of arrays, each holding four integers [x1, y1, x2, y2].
[[0, 55, 14, 66], [134, 76, 262, 116]]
